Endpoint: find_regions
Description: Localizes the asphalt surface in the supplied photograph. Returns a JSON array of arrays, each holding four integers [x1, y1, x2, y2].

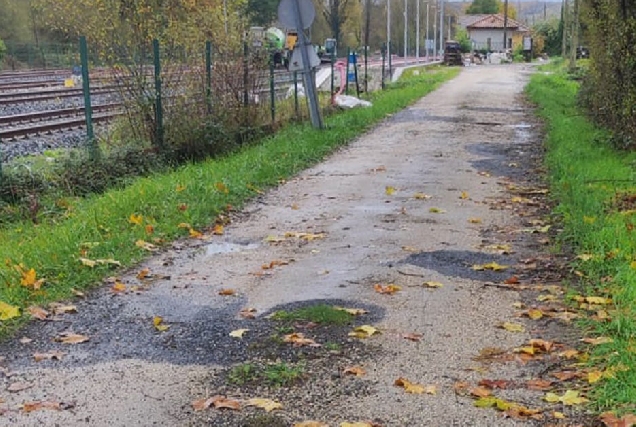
[[0, 63, 553, 426]]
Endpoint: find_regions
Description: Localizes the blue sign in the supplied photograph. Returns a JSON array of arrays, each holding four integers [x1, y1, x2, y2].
[[347, 72, 356, 82], [348, 52, 357, 65]]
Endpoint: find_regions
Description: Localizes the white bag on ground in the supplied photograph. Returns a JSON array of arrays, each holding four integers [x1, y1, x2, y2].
[[334, 94, 372, 109]]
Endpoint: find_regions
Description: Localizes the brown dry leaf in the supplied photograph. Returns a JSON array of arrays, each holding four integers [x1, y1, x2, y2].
[[394, 377, 425, 394], [340, 423, 376, 427], [552, 371, 580, 381], [111, 282, 127, 293], [478, 379, 510, 389], [192, 395, 241, 411], [239, 308, 257, 319], [218, 288, 236, 296], [215, 182, 229, 194], [153, 316, 170, 332], [529, 339, 555, 353], [423, 384, 438, 395], [499, 322, 525, 333], [470, 387, 492, 398], [246, 398, 283, 412], [294, 422, 329, 427], [54, 332, 89, 344], [21, 401, 66, 412], [600, 412, 636, 427], [343, 366, 366, 377], [28, 306, 49, 321], [505, 276, 520, 285], [33, 351, 64, 362], [453, 381, 471, 395], [7, 381, 33, 392], [135, 239, 157, 251], [283, 333, 320, 347], [49, 304, 77, 315], [537, 294, 558, 302], [403, 333, 423, 342], [137, 268, 150, 280], [581, 336, 614, 345], [348, 325, 380, 339], [374, 284, 401, 295], [262, 260, 290, 270], [468, 218, 482, 224], [526, 379, 554, 391]]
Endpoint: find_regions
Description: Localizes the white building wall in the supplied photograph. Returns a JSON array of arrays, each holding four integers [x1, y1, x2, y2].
[[468, 29, 509, 51]]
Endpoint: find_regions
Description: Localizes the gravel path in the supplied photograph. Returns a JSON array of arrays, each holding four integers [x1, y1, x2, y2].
[[0, 64, 566, 426]]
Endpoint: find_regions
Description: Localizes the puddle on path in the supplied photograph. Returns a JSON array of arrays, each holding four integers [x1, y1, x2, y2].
[[206, 241, 259, 256]]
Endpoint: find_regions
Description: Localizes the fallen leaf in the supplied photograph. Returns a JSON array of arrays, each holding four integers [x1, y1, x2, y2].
[[585, 296, 611, 305], [537, 294, 558, 302], [587, 371, 603, 384], [111, 282, 127, 293], [453, 381, 471, 395], [246, 398, 282, 412], [192, 395, 240, 411], [544, 390, 588, 405], [553, 411, 566, 419], [385, 186, 396, 195], [153, 316, 170, 332], [239, 308, 257, 319], [135, 240, 157, 251], [472, 262, 509, 271], [215, 182, 229, 194], [49, 304, 77, 315], [20, 337, 32, 344], [468, 218, 482, 224], [529, 339, 555, 352], [129, 214, 143, 225], [27, 306, 48, 321], [402, 245, 418, 252], [333, 306, 368, 316], [423, 384, 437, 395], [505, 276, 520, 285], [374, 284, 401, 295], [403, 333, 423, 342], [478, 379, 510, 389], [394, 377, 425, 394], [212, 224, 224, 235], [474, 397, 511, 410], [600, 412, 636, 427], [283, 333, 319, 347], [581, 336, 613, 345], [527, 309, 544, 320], [218, 289, 236, 296], [471, 387, 492, 398], [291, 203, 300, 210], [512, 302, 525, 309], [429, 207, 446, 213], [19, 268, 45, 290], [460, 191, 469, 199], [21, 401, 67, 412], [229, 329, 249, 339], [414, 193, 432, 200], [145, 224, 154, 235], [499, 322, 525, 333], [80, 258, 96, 267], [423, 281, 443, 289], [526, 379, 554, 390], [137, 268, 150, 280], [33, 351, 64, 362], [7, 381, 33, 392], [54, 332, 89, 344], [342, 366, 367, 377], [340, 423, 374, 427], [294, 422, 329, 427], [552, 371, 581, 381], [349, 325, 380, 339]]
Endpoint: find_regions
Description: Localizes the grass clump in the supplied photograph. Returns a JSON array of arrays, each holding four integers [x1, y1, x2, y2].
[[527, 66, 636, 413], [227, 361, 305, 387], [271, 304, 353, 326], [228, 363, 259, 385]]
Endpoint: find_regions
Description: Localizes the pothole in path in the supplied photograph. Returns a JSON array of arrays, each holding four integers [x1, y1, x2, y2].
[[402, 249, 517, 282]]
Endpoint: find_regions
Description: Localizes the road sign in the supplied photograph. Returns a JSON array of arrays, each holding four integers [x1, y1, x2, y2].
[[288, 45, 321, 71], [278, 0, 315, 29]]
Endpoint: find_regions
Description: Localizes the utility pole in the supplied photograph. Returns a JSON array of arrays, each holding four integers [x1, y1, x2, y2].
[[416, 0, 421, 63], [503, 0, 509, 51], [569, 0, 579, 71], [433, 1, 437, 59], [561, 0, 568, 58], [387, 0, 392, 73], [439, 0, 444, 54], [404, 0, 408, 61], [426, 1, 430, 61]]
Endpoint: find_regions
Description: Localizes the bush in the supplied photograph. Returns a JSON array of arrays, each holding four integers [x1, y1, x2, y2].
[[0, 38, 7, 68]]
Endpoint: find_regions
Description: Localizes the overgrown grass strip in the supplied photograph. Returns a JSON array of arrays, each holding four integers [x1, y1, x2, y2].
[[0, 68, 459, 336], [527, 69, 636, 412]]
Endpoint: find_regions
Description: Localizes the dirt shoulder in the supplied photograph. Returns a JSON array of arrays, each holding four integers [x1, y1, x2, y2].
[[0, 64, 577, 426]]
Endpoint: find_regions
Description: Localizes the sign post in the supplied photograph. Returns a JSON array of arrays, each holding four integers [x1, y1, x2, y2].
[[278, 0, 323, 129]]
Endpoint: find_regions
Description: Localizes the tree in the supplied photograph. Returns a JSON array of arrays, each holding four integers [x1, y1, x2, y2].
[[466, 0, 499, 14], [322, 0, 351, 50], [533, 19, 560, 56], [498, 2, 517, 20], [0, 38, 6, 65], [245, 0, 278, 27]]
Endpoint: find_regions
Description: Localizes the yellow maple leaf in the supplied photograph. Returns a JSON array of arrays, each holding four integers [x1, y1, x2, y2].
[[189, 228, 203, 238], [0, 301, 20, 321], [460, 191, 469, 199], [20, 268, 44, 290], [500, 322, 525, 333], [394, 377, 425, 394], [153, 316, 170, 332], [229, 329, 249, 338], [247, 398, 282, 412], [527, 309, 544, 320], [423, 281, 444, 288], [129, 214, 143, 225], [212, 224, 224, 235], [472, 262, 508, 271], [587, 371, 603, 384], [385, 186, 396, 195], [348, 325, 380, 338], [414, 192, 431, 200], [429, 207, 446, 213]]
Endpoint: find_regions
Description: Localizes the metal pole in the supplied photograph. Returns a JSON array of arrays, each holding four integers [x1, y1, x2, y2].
[[330, 52, 335, 101], [345, 47, 350, 95], [439, 0, 444, 55], [426, 2, 430, 61], [433, 4, 437, 60], [291, 0, 322, 129], [503, 0, 509, 52], [79, 36, 97, 159], [416, 0, 420, 63], [243, 40, 248, 107], [387, 0, 391, 63], [381, 42, 386, 89], [294, 71, 299, 117], [404, 0, 408, 62], [152, 39, 164, 150], [269, 54, 276, 124]]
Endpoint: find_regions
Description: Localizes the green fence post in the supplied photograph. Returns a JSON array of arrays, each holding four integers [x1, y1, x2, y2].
[[364, 45, 368, 94], [293, 71, 299, 118], [153, 39, 164, 150], [381, 42, 386, 90], [353, 51, 360, 97], [79, 36, 99, 160], [205, 41, 212, 114], [330, 51, 335, 102], [269, 54, 276, 124]]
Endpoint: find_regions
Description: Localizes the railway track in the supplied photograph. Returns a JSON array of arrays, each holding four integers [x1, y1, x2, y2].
[[0, 111, 121, 141], [0, 86, 118, 105]]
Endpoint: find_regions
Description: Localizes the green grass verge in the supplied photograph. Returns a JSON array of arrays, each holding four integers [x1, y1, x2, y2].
[[527, 68, 636, 413], [0, 67, 460, 336]]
